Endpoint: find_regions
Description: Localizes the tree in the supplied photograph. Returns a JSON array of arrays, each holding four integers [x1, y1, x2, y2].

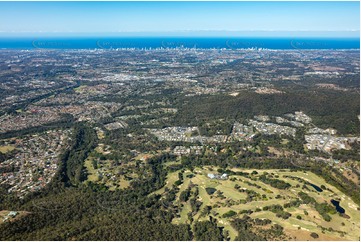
[[310, 232, 319, 239], [179, 189, 190, 202], [222, 210, 237, 218]]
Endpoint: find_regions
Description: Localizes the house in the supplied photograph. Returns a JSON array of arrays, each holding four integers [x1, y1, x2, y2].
[[207, 173, 228, 180], [207, 173, 216, 179], [8, 211, 18, 218], [220, 173, 228, 179]]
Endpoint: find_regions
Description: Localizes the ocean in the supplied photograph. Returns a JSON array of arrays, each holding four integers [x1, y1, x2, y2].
[[0, 37, 359, 50]]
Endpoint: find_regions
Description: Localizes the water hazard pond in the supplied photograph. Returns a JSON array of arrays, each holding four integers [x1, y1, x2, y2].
[[308, 183, 323, 192], [331, 199, 345, 213]]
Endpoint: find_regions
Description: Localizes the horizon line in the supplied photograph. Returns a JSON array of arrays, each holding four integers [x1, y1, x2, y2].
[[0, 30, 359, 38]]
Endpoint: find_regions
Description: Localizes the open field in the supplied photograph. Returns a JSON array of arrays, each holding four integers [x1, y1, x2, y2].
[[0, 211, 29, 225], [0, 145, 15, 154], [155, 166, 360, 241], [84, 157, 99, 182], [83, 143, 140, 190], [95, 128, 105, 140], [73, 85, 88, 93]]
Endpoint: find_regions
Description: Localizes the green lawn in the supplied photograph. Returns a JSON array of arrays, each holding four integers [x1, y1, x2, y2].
[[155, 167, 360, 241], [84, 158, 99, 182]]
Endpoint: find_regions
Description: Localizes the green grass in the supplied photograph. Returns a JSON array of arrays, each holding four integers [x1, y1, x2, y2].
[[281, 139, 289, 145], [0, 145, 15, 154], [178, 203, 191, 224], [215, 183, 247, 201], [155, 167, 360, 241], [152, 171, 179, 195], [73, 85, 88, 93], [96, 129, 105, 140], [84, 158, 99, 182]]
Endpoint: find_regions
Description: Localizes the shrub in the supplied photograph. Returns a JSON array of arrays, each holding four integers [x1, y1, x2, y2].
[[222, 210, 237, 218], [276, 211, 291, 219], [179, 189, 191, 202], [205, 187, 217, 195]]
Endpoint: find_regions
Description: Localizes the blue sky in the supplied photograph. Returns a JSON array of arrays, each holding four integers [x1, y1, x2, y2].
[[0, 1, 359, 37]]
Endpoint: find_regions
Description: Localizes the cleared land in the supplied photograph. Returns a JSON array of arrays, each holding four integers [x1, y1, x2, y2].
[[73, 85, 88, 93], [83, 143, 141, 190], [155, 166, 360, 241], [0, 145, 15, 154], [0, 211, 29, 225]]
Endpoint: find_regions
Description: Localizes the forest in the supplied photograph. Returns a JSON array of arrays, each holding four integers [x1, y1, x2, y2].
[[172, 88, 359, 135]]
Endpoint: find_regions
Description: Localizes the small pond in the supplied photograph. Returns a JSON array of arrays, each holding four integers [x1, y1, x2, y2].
[[331, 199, 345, 214], [309, 183, 323, 192]]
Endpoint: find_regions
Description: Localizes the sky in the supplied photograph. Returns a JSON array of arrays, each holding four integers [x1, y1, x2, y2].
[[0, 1, 359, 37]]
